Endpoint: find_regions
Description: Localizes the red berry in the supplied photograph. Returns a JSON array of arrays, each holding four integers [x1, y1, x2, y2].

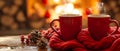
[[20, 35, 25, 43], [26, 38, 30, 45], [28, 34, 31, 39]]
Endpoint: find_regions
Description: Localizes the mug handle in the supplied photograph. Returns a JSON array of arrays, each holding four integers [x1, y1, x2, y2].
[[110, 20, 119, 35], [50, 19, 60, 35]]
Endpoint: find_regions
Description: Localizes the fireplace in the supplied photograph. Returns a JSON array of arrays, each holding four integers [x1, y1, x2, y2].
[[0, 0, 120, 35]]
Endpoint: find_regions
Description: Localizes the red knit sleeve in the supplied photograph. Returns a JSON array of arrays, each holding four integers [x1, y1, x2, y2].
[[109, 27, 120, 34], [77, 28, 117, 50], [49, 33, 85, 50], [77, 29, 98, 49], [49, 34, 65, 50]]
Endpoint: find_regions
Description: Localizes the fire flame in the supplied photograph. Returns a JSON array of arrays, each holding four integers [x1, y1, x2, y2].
[[49, 2, 82, 21], [50, 0, 101, 21], [28, 0, 101, 23]]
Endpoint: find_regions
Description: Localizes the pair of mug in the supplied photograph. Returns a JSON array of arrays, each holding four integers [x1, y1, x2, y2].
[[50, 14, 119, 41]]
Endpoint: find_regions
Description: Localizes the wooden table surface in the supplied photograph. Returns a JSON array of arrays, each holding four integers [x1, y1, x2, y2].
[[0, 36, 56, 51]]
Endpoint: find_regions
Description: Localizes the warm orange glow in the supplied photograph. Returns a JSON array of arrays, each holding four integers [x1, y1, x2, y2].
[[27, 0, 46, 18], [49, 3, 82, 21], [27, 0, 35, 17], [55, 5, 64, 14], [91, 2, 100, 15], [27, 0, 101, 26], [82, 0, 100, 15], [69, 0, 76, 3], [53, 0, 60, 4], [72, 9, 82, 14], [64, 3, 74, 14]]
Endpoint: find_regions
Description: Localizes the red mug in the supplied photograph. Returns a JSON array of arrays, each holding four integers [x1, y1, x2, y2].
[[88, 14, 119, 41], [50, 14, 82, 41]]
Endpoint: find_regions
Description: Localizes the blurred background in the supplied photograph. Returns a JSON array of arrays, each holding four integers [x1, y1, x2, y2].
[[0, 0, 120, 36]]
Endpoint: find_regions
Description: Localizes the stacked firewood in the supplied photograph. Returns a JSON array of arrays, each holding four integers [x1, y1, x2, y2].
[[0, 0, 49, 31], [102, 0, 120, 24], [0, 0, 27, 30]]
